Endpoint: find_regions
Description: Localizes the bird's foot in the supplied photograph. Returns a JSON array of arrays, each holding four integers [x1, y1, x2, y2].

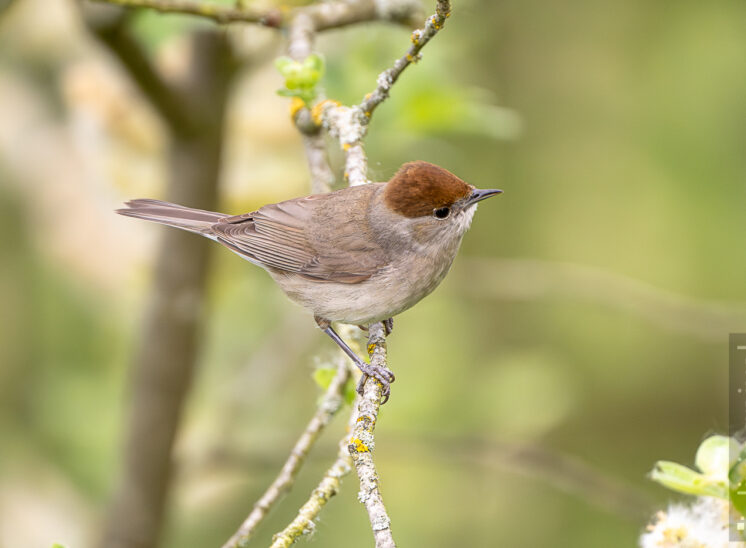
[[355, 360, 395, 404], [383, 317, 394, 336]]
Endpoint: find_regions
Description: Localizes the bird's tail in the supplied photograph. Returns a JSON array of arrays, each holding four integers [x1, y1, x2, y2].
[[116, 199, 226, 235]]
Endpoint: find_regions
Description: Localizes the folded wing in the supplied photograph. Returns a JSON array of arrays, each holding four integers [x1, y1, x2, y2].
[[212, 196, 386, 283]]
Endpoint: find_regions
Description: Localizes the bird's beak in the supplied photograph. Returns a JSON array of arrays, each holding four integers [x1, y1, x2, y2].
[[466, 188, 503, 206]]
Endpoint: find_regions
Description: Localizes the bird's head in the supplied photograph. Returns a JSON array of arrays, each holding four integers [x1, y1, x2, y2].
[[383, 161, 502, 242]]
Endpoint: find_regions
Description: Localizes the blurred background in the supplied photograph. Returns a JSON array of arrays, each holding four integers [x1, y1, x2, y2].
[[0, 0, 743, 546]]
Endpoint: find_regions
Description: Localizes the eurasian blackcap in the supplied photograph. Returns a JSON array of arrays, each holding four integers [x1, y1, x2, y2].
[[118, 161, 502, 401]]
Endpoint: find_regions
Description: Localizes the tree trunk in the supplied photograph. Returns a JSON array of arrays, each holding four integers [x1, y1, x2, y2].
[[95, 29, 236, 548]]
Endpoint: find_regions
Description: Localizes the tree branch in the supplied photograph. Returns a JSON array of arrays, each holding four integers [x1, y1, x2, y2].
[[90, 1, 445, 544], [301, 130, 336, 194], [359, 0, 450, 118], [348, 322, 395, 547], [221, 357, 351, 548], [306, 0, 422, 32], [268, 403, 360, 547], [85, 9, 197, 133], [286, 13, 337, 193], [94, 30, 236, 548], [273, 3, 455, 542], [320, 0, 452, 185], [86, 0, 422, 31], [87, 0, 283, 26]]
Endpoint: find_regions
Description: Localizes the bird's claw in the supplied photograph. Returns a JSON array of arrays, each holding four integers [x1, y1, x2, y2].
[[383, 317, 394, 335], [356, 362, 395, 404]]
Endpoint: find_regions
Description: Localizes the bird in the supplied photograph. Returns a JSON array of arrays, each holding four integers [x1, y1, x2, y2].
[[117, 161, 502, 402]]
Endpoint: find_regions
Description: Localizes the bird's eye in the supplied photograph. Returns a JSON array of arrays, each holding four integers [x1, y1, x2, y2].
[[434, 207, 451, 219]]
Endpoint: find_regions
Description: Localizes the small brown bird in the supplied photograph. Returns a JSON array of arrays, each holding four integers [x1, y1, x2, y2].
[[118, 161, 501, 401]]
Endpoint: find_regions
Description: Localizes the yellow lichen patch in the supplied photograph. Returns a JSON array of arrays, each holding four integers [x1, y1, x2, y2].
[[342, 143, 351, 151], [406, 54, 414, 62], [350, 437, 369, 453], [367, 343, 375, 355], [310, 99, 341, 126], [289, 97, 305, 119], [364, 111, 371, 118]]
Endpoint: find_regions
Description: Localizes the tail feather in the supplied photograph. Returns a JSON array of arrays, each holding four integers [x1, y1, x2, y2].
[[117, 199, 226, 235]]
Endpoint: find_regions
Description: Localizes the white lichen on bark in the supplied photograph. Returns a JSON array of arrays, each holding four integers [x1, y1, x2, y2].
[[347, 322, 396, 548]]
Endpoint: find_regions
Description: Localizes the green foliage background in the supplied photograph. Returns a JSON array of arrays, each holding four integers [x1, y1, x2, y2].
[[0, 0, 743, 546]]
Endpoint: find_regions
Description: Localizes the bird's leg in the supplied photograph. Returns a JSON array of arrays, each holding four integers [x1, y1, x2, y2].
[[315, 317, 395, 401]]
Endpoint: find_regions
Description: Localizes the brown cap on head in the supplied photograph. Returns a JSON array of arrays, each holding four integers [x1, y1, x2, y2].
[[383, 161, 472, 218]]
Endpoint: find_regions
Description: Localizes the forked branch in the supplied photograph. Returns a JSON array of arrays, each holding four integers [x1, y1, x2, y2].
[[320, 0, 453, 185], [222, 357, 351, 548]]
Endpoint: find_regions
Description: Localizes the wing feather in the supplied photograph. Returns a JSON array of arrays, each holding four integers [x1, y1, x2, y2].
[[211, 191, 386, 283]]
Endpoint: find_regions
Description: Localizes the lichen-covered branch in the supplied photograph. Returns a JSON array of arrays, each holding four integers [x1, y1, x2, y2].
[[86, 0, 421, 31], [221, 357, 351, 548], [286, 13, 335, 193], [301, 131, 335, 194], [320, 0, 452, 185], [348, 322, 395, 547], [359, 0, 451, 118], [269, 404, 359, 548]]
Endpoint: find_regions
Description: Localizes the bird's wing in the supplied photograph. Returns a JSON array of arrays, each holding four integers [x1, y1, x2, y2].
[[212, 195, 386, 283]]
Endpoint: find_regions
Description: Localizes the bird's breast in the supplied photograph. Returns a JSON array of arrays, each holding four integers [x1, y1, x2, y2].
[[271, 239, 460, 326]]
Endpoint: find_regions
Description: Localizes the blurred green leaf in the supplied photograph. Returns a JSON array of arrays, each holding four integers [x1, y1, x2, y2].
[[649, 435, 742, 500], [313, 366, 355, 405], [313, 366, 336, 391], [344, 379, 357, 405], [651, 460, 728, 499], [303, 54, 324, 77], [274, 54, 325, 106]]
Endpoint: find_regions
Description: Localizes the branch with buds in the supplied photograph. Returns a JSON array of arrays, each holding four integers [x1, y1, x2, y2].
[[308, 0, 452, 186]]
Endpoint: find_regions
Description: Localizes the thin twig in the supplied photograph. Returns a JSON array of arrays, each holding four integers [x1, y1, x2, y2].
[[86, 0, 421, 31], [320, 0, 452, 185], [307, 0, 422, 32], [348, 322, 395, 547], [269, 402, 360, 547], [286, 13, 336, 193], [302, 132, 335, 194], [359, 0, 451, 119], [221, 357, 351, 548], [87, 0, 283, 26]]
